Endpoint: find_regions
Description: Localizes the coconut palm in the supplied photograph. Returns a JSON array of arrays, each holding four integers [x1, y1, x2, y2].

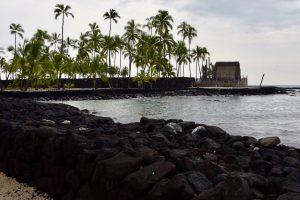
[[192, 46, 203, 80], [9, 23, 24, 55], [143, 16, 154, 35], [34, 29, 50, 43], [153, 10, 173, 37], [174, 41, 189, 77], [152, 10, 173, 58], [86, 22, 102, 61], [185, 24, 197, 78], [123, 19, 142, 77], [114, 35, 124, 78], [24, 38, 44, 90], [103, 9, 120, 68], [177, 21, 188, 42], [54, 4, 74, 54], [49, 33, 61, 51], [103, 9, 120, 37], [200, 47, 210, 80]]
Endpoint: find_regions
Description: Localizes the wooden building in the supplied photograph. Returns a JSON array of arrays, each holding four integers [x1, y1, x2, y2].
[[213, 62, 241, 81], [198, 61, 248, 87]]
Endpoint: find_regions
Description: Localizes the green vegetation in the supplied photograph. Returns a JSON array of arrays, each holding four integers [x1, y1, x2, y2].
[[0, 4, 211, 90]]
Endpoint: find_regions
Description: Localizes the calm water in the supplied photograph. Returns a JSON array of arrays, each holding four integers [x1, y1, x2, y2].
[[54, 90, 300, 147]]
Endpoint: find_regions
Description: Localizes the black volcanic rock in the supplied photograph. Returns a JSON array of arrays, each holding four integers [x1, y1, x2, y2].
[[0, 97, 299, 200]]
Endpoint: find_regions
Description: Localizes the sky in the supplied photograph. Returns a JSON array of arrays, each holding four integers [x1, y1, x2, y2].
[[1, 0, 300, 85]]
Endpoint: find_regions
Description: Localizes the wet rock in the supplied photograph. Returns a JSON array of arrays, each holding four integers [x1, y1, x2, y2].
[[259, 136, 280, 147]]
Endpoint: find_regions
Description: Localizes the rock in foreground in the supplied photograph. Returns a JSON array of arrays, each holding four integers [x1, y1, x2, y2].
[[0, 97, 299, 200]]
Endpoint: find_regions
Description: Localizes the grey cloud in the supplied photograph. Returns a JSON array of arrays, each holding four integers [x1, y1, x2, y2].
[[164, 0, 300, 30]]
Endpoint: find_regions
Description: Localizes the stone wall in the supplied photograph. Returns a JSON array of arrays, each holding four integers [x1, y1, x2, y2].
[[0, 98, 299, 200], [0, 77, 194, 89]]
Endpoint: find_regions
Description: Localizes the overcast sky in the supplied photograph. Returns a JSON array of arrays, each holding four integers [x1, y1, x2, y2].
[[1, 0, 300, 85]]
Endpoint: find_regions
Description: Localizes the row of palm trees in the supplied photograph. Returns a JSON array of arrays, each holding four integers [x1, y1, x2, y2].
[[0, 4, 211, 90]]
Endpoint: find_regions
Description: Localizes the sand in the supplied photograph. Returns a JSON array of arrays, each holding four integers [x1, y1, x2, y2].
[[0, 172, 52, 200]]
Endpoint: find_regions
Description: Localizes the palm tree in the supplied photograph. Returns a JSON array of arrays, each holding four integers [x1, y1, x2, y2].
[[49, 33, 61, 51], [200, 47, 210, 80], [174, 41, 189, 77], [153, 10, 173, 37], [103, 9, 121, 37], [54, 4, 74, 54], [86, 22, 102, 61], [192, 46, 203, 80], [186, 24, 197, 78], [143, 16, 154, 35], [103, 9, 120, 68], [123, 19, 142, 77], [153, 10, 173, 59], [114, 35, 124, 78], [0, 47, 5, 88], [177, 21, 188, 42], [9, 23, 24, 55]]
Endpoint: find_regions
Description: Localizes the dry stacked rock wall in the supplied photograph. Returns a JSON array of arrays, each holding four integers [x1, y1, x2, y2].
[[0, 97, 300, 200]]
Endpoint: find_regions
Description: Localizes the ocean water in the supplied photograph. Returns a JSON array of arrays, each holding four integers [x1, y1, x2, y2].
[[54, 90, 300, 147]]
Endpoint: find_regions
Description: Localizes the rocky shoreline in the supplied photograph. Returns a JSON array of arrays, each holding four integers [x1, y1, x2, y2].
[[0, 97, 300, 200], [0, 86, 289, 101]]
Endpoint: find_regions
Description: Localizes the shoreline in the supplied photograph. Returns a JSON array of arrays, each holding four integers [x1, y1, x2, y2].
[[0, 86, 289, 101], [0, 97, 300, 200]]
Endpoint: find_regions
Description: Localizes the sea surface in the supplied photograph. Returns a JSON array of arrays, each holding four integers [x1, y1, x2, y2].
[[54, 89, 300, 147]]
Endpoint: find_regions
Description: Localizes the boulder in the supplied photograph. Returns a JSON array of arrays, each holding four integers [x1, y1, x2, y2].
[[31, 126, 66, 139], [178, 121, 196, 130], [231, 141, 244, 150], [204, 138, 221, 150], [164, 122, 183, 134], [277, 192, 300, 200], [119, 161, 176, 198], [258, 136, 280, 147], [92, 152, 142, 182], [147, 174, 195, 200], [62, 120, 71, 125], [282, 157, 299, 167], [187, 172, 212, 194], [222, 174, 250, 200], [191, 126, 206, 135], [41, 119, 56, 126]]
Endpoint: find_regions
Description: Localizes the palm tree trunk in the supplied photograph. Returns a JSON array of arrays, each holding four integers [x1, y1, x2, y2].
[[188, 41, 191, 78], [61, 14, 64, 54], [195, 60, 198, 80], [14, 33, 17, 56]]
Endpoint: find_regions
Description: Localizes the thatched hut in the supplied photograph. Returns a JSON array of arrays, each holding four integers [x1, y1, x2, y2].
[[213, 61, 241, 81]]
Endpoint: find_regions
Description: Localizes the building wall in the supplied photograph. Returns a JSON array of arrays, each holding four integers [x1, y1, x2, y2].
[[216, 66, 237, 81]]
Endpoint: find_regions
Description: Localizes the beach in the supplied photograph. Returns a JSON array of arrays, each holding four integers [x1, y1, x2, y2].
[[0, 171, 51, 200]]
